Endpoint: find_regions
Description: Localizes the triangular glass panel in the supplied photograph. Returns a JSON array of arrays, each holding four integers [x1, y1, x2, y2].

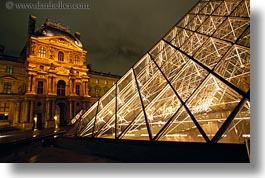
[[158, 106, 206, 143], [116, 92, 143, 137], [120, 112, 149, 141], [169, 29, 193, 48], [213, 17, 250, 42], [93, 99, 116, 136], [96, 115, 116, 139], [231, 0, 250, 18], [164, 26, 182, 43], [171, 60, 209, 102], [186, 15, 208, 31], [181, 33, 208, 56], [178, 14, 195, 28], [194, 37, 232, 69], [117, 70, 138, 110], [77, 102, 98, 136], [145, 85, 182, 139], [198, 16, 226, 36], [214, 45, 250, 92], [137, 61, 168, 107], [218, 100, 250, 143], [159, 49, 189, 81], [187, 75, 243, 140], [97, 86, 116, 114], [149, 40, 169, 59]]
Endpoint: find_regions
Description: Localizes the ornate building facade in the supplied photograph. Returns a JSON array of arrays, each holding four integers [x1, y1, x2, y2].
[[0, 52, 26, 128], [0, 15, 123, 130]]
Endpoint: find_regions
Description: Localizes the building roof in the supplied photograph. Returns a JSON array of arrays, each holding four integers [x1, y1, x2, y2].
[[34, 20, 83, 48], [0, 54, 23, 63], [87, 70, 121, 79]]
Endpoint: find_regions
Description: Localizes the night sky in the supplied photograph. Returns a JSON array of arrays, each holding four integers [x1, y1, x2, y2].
[[0, 0, 198, 76]]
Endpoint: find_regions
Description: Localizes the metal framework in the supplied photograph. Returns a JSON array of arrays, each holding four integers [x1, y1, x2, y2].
[[67, 0, 250, 144]]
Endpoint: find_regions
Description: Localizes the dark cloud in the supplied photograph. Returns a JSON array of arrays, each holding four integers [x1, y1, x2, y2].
[[0, 0, 198, 75]]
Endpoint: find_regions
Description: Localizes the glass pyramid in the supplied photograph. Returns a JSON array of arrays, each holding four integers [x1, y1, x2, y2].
[[67, 0, 250, 144]]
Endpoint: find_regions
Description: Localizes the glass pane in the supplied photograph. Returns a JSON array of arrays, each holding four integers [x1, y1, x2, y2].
[[198, 16, 226, 36], [186, 15, 208, 31], [77, 102, 98, 135], [218, 100, 250, 143], [194, 37, 232, 69], [199, 1, 222, 15], [121, 112, 149, 141], [164, 26, 182, 43], [117, 69, 134, 93], [97, 86, 116, 112], [96, 115, 116, 139], [158, 107, 206, 143], [181, 33, 208, 56], [149, 40, 169, 59], [213, 17, 249, 42], [178, 14, 195, 28], [134, 56, 158, 88], [214, 45, 250, 92], [236, 27, 250, 48], [187, 75, 243, 140], [170, 29, 193, 48], [139, 64, 168, 107], [171, 61, 209, 101], [153, 44, 176, 68], [213, 0, 240, 16], [231, 0, 250, 18], [160, 50, 189, 82], [117, 94, 143, 137], [93, 99, 116, 136], [117, 74, 138, 110], [145, 85, 181, 139]]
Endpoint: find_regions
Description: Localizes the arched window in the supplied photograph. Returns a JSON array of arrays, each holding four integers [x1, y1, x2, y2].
[[57, 80, 66, 96], [58, 51, 64, 61], [38, 46, 46, 58]]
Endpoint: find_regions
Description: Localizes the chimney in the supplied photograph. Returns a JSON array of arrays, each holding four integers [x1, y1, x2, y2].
[[74, 32, 81, 40], [28, 15, 37, 35]]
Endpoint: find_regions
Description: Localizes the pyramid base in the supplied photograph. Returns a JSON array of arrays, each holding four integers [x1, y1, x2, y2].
[[55, 137, 249, 163]]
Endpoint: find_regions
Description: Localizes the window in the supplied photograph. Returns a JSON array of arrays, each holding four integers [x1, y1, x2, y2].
[[95, 79, 99, 84], [37, 81, 44, 94], [76, 84, 80, 95], [95, 87, 101, 97], [57, 80, 66, 96], [39, 65, 44, 71], [105, 80, 108, 85], [3, 82, 11, 94], [6, 67, 13, 74], [38, 46, 46, 58], [0, 103, 9, 120], [74, 55, 79, 64], [58, 51, 64, 61]]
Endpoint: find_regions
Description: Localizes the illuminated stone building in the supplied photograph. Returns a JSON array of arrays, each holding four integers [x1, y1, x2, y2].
[[0, 49, 26, 127], [0, 16, 123, 130], [20, 15, 90, 129], [68, 0, 250, 145], [1, 16, 91, 129]]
